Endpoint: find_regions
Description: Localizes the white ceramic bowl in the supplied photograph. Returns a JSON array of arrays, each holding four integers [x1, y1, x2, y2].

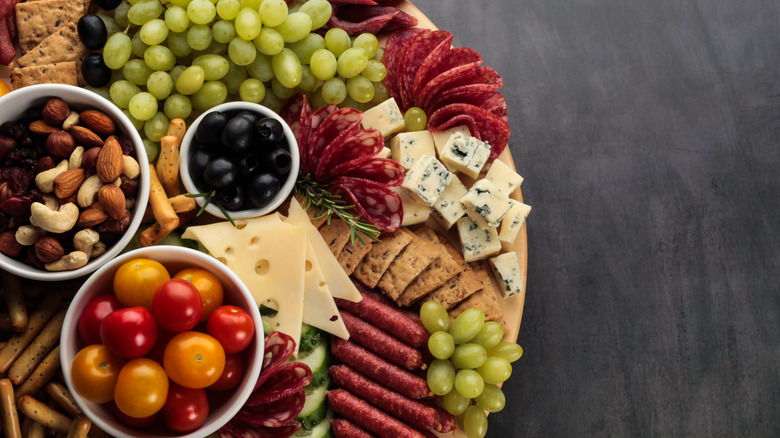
[[0, 84, 150, 281], [179, 101, 299, 220], [60, 246, 264, 438]]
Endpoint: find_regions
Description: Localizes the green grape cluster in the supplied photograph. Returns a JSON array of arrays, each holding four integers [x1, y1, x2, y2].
[[421, 302, 524, 438]]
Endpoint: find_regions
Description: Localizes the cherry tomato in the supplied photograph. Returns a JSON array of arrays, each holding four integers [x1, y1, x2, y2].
[[163, 331, 225, 389], [207, 353, 245, 391], [114, 358, 169, 418], [152, 279, 203, 333], [100, 307, 158, 359], [161, 383, 209, 433], [0, 79, 10, 98], [71, 344, 125, 403], [174, 268, 224, 321], [146, 329, 176, 364], [114, 258, 171, 309], [111, 402, 158, 429], [77, 295, 121, 345], [207, 305, 254, 353]]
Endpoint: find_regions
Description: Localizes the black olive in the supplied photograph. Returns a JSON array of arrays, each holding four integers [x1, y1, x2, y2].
[[237, 153, 260, 177], [259, 145, 292, 176], [254, 118, 284, 146], [77, 15, 108, 50], [216, 184, 246, 210], [221, 115, 253, 154], [196, 111, 227, 148], [246, 173, 280, 208], [188, 146, 211, 180], [94, 0, 122, 10], [235, 111, 260, 125], [203, 157, 238, 189], [81, 53, 112, 88]]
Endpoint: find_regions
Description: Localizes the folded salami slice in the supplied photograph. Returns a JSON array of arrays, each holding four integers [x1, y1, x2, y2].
[[309, 107, 363, 173], [430, 89, 508, 121], [413, 47, 482, 99], [330, 177, 403, 232], [419, 66, 503, 114], [247, 362, 312, 406], [428, 103, 511, 159], [329, 5, 399, 35], [327, 157, 404, 186], [384, 28, 424, 102], [236, 389, 306, 427], [219, 419, 301, 438], [259, 331, 297, 380], [399, 30, 453, 111], [382, 9, 418, 33], [316, 128, 384, 180]]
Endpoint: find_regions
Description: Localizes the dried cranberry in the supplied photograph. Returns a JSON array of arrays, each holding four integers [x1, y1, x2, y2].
[[0, 191, 39, 216], [1, 168, 32, 195], [117, 135, 135, 156], [8, 148, 39, 167], [0, 121, 25, 139], [0, 136, 16, 159], [0, 213, 8, 232]]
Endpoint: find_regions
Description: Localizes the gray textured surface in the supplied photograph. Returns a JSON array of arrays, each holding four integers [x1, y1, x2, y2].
[[411, 0, 780, 436]]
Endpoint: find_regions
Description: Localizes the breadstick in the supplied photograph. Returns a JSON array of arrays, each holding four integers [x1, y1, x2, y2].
[[156, 135, 181, 195], [27, 418, 46, 438], [66, 415, 91, 438], [0, 379, 21, 438], [45, 381, 81, 418], [1, 313, 14, 332], [1, 272, 27, 332], [16, 345, 61, 398], [9, 309, 66, 385], [166, 118, 186, 146], [147, 163, 179, 232], [20, 415, 30, 437], [169, 194, 197, 214], [0, 296, 61, 373], [18, 395, 72, 434]]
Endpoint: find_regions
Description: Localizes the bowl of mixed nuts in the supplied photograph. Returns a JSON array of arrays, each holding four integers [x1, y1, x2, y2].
[[0, 84, 150, 281]]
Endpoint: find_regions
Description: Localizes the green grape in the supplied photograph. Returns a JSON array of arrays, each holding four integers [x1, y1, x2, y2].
[[474, 384, 505, 413], [123, 59, 154, 85], [144, 112, 170, 142], [192, 81, 228, 111], [110, 81, 141, 109], [420, 301, 450, 333], [297, 65, 316, 91], [147, 71, 174, 99], [140, 19, 169, 45], [128, 0, 164, 25], [163, 94, 192, 120], [449, 308, 485, 344], [188, 24, 213, 50], [221, 60, 247, 94], [486, 342, 523, 363], [321, 77, 346, 104], [103, 33, 132, 70], [194, 41, 228, 56], [258, 0, 288, 27], [246, 53, 273, 81], [142, 138, 160, 162], [235, 8, 262, 40], [362, 59, 386, 82], [353, 33, 378, 59], [272, 48, 302, 88], [115, 1, 131, 28], [253, 27, 284, 55], [451, 343, 488, 370], [336, 47, 368, 78], [240, 0, 261, 9], [324, 27, 350, 57], [168, 31, 192, 57], [131, 32, 150, 58], [122, 110, 144, 132], [128, 92, 158, 121], [271, 77, 296, 99], [309, 48, 336, 80], [238, 78, 266, 103], [442, 389, 470, 415], [212, 20, 236, 43], [340, 96, 365, 111], [310, 87, 327, 110], [428, 331, 455, 360], [228, 37, 257, 65], [111, 68, 125, 83], [192, 54, 229, 80], [288, 33, 324, 64], [371, 80, 390, 104], [297, 0, 331, 30], [216, 0, 240, 20], [260, 90, 285, 113], [346, 75, 374, 103], [144, 45, 176, 71], [454, 369, 484, 399], [176, 65, 206, 94], [169, 65, 188, 84], [96, 14, 122, 36], [276, 12, 311, 43], [164, 6, 189, 33], [463, 405, 488, 438], [373, 47, 384, 61], [475, 356, 511, 384], [426, 359, 455, 396], [404, 106, 427, 132], [85, 86, 111, 101], [471, 321, 504, 350], [187, 0, 217, 25], [167, 0, 193, 8]]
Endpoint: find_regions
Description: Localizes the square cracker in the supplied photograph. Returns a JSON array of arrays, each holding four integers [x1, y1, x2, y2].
[[11, 61, 78, 88], [377, 230, 438, 300], [449, 287, 504, 322], [16, 0, 87, 52], [15, 23, 87, 68], [338, 238, 373, 276], [425, 264, 484, 310], [318, 219, 352, 258], [396, 228, 465, 307], [352, 229, 413, 289]]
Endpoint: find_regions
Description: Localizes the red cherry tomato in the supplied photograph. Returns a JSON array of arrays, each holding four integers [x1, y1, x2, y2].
[[77, 295, 121, 345], [111, 402, 158, 429], [146, 329, 176, 364], [152, 279, 203, 333], [100, 307, 158, 359], [206, 305, 254, 353], [207, 353, 246, 391], [160, 383, 209, 433]]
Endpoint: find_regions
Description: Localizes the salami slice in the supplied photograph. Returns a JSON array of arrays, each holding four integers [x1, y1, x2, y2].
[[428, 103, 511, 159], [429, 89, 508, 121], [248, 362, 312, 406], [330, 177, 403, 232], [220, 419, 301, 438], [384, 28, 424, 102], [309, 107, 363, 172], [331, 419, 378, 438], [328, 389, 427, 438], [413, 47, 482, 99], [382, 9, 418, 32], [328, 0, 378, 4], [399, 30, 452, 111], [236, 389, 306, 427], [419, 66, 503, 114], [326, 157, 404, 186], [260, 331, 297, 377], [316, 128, 384, 180], [328, 5, 399, 35]]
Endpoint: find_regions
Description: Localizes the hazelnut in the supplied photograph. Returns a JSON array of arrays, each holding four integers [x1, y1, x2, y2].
[[0, 231, 23, 257], [46, 131, 76, 157], [82, 147, 101, 173], [0, 182, 12, 203], [34, 236, 65, 263], [0, 136, 16, 159], [42, 98, 70, 126], [105, 209, 132, 234], [35, 156, 55, 174]]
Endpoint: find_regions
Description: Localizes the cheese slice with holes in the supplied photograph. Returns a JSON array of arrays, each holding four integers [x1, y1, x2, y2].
[[301, 240, 350, 339]]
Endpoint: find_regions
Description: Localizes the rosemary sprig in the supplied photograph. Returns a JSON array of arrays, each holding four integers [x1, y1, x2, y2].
[[185, 191, 237, 227], [294, 174, 381, 245]]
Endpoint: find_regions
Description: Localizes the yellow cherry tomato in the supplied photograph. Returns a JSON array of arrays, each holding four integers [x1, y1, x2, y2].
[[163, 331, 225, 388], [71, 345, 125, 403], [174, 268, 224, 321], [114, 358, 169, 418], [0, 79, 11, 98], [113, 258, 170, 309]]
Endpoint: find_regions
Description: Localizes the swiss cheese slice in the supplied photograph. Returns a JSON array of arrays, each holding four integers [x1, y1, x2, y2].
[[302, 240, 350, 339]]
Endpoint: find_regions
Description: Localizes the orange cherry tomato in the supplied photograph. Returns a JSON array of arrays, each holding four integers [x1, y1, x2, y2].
[[114, 358, 169, 418], [174, 268, 224, 322], [113, 258, 170, 309], [0, 79, 11, 98], [70, 345, 125, 403], [163, 331, 225, 389]]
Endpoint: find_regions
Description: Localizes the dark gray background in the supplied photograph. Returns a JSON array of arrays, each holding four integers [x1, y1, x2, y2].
[[412, 0, 780, 436]]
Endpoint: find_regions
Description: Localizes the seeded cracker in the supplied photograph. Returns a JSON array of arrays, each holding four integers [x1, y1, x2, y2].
[[338, 237, 373, 276], [449, 262, 504, 321], [15, 23, 87, 68], [318, 219, 352, 258], [352, 229, 413, 288], [396, 228, 464, 307], [377, 229, 437, 300], [16, 0, 87, 52], [11, 61, 78, 88]]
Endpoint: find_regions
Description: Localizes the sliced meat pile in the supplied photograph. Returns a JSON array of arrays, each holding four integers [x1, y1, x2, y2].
[[281, 94, 405, 232], [384, 29, 511, 160], [328, 0, 418, 35], [0, 0, 19, 65]]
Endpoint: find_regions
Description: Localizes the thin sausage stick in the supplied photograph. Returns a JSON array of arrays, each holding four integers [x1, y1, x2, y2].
[[1, 272, 27, 332], [0, 379, 22, 438], [17, 395, 72, 434], [66, 415, 91, 438], [45, 382, 82, 418], [0, 297, 61, 373], [9, 309, 66, 385], [16, 345, 62, 398]]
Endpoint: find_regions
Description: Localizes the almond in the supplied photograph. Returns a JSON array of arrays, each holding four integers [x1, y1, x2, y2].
[[80, 110, 116, 136], [53, 168, 86, 198], [69, 125, 104, 148], [98, 184, 126, 221], [77, 203, 109, 228], [34, 237, 65, 263], [29, 120, 59, 135], [0, 182, 11, 203], [82, 146, 101, 173], [42, 98, 69, 126], [45, 131, 76, 157], [96, 136, 123, 183]]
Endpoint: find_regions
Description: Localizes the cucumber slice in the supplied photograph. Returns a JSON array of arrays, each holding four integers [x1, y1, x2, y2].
[[295, 340, 330, 387], [296, 376, 330, 429], [299, 324, 323, 353], [294, 409, 333, 437], [123, 227, 186, 253]]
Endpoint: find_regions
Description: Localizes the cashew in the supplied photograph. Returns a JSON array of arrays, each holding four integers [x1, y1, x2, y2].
[[91, 241, 107, 258], [34, 160, 68, 193], [29, 202, 79, 234], [42, 195, 58, 211], [15, 225, 46, 246], [69, 146, 85, 170], [73, 229, 100, 257], [44, 251, 88, 271], [113, 177, 122, 186], [77, 175, 103, 208], [63, 111, 80, 130], [122, 155, 140, 179], [125, 197, 135, 210]]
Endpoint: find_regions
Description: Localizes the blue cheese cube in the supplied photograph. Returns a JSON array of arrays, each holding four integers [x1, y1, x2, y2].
[[488, 251, 524, 298], [498, 200, 532, 246], [440, 132, 491, 179], [484, 160, 524, 195], [361, 98, 405, 137], [467, 140, 491, 179], [460, 179, 511, 229], [401, 155, 453, 207], [431, 177, 468, 229], [390, 187, 431, 226], [432, 125, 470, 156], [456, 216, 501, 262], [389, 131, 435, 170]]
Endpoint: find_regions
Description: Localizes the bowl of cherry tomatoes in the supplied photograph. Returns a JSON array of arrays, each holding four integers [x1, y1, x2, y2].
[[60, 246, 263, 438]]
